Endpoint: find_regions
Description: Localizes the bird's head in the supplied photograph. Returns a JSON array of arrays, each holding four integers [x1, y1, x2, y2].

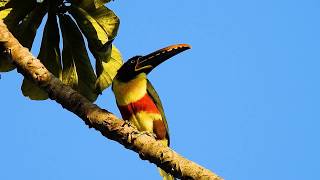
[[116, 44, 191, 82]]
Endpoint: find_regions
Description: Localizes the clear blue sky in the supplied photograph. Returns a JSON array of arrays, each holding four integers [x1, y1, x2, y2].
[[1, 0, 320, 179]]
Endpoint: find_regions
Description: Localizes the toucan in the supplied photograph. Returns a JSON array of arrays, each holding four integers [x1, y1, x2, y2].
[[112, 44, 191, 180]]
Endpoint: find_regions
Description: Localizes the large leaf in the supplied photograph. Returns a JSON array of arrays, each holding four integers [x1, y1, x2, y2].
[[59, 14, 98, 102], [0, 0, 12, 21], [70, 5, 119, 45], [95, 44, 122, 93], [22, 12, 62, 100], [0, 49, 14, 72], [70, 0, 112, 11], [0, 47, 14, 72], [0, 0, 43, 72], [0, 0, 10, 7], [0, 8, 12, 20], [92, 0, 112, 9], [70, 5, 122, 93], [69, 5, 108, 48], [15, 2, 47, 49], [0, 0, 12, 72], [1, 0, 37, 30], [21, 79, 49, 100], [88, 5, 119, 40]]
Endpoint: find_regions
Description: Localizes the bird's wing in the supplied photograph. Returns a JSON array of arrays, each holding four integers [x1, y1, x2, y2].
[[146, 79, 170, 145]]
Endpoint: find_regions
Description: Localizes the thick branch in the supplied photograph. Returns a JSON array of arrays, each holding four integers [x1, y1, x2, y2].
[[0, 20, 222, 180]]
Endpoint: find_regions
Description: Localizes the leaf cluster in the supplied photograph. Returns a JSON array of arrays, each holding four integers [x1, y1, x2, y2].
[[0, 0, 122, 101]]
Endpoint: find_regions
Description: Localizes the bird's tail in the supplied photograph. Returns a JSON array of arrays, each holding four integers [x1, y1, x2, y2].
[[158, 168, 175, 180]]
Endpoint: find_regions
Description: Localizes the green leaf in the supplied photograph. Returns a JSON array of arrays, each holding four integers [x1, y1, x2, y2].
[[22, 12, 62, 100], [1, 0, 37, 30], [70, 5, 122, 92], [21, 79, 49, 100], [70, 0, 112, 11], [0, 0, 10, 7], [70, 5, 119, 43], [59, 14, 98, 102], [39, 13, 62, 79], [0, 8, 12, 19], [95, 44, 122, 93], [0, 51, 14, 72], [15, 2, 47, 49], [93, 0, 112, 9], [0, 0, 43, 72], [88, 5, 119, 40], [69, 5, 108, 49], [0, 3, 15, 72]]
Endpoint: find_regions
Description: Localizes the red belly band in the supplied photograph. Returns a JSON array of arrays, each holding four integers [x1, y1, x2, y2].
[[118, 93, 160, 120]]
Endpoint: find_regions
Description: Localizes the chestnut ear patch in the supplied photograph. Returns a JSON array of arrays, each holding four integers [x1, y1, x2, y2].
[[153, 119, 167, 140]]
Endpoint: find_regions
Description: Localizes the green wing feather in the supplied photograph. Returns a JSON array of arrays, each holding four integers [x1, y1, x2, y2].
[[146, 80, 170, 145]]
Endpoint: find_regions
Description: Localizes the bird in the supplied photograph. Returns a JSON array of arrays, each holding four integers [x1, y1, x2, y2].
[[112, 44, 191, 180]]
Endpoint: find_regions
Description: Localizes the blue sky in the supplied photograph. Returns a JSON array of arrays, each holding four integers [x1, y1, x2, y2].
[[1, 0, 320, 179]]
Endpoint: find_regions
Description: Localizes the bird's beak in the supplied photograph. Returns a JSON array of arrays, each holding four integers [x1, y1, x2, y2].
[[135, 44, 191, 73]]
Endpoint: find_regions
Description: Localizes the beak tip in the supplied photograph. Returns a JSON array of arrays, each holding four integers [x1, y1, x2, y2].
[[164, 43, 191, 52], [179, 43, 192, 49]]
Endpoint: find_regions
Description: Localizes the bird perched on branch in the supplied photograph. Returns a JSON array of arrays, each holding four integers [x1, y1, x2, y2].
[[112, 44, 191, 180]]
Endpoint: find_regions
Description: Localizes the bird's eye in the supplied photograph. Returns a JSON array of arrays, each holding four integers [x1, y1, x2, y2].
[[130, 60, 135, 64]]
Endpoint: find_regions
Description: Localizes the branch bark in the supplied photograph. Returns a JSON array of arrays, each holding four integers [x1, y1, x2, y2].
[[0, 20, 222, 180]]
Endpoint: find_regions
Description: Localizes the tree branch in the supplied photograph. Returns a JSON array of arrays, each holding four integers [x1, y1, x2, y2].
[[0, 20, 222, 180]]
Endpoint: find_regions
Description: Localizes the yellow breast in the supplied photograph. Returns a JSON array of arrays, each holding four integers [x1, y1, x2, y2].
[[112, 73, 147, 106]]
